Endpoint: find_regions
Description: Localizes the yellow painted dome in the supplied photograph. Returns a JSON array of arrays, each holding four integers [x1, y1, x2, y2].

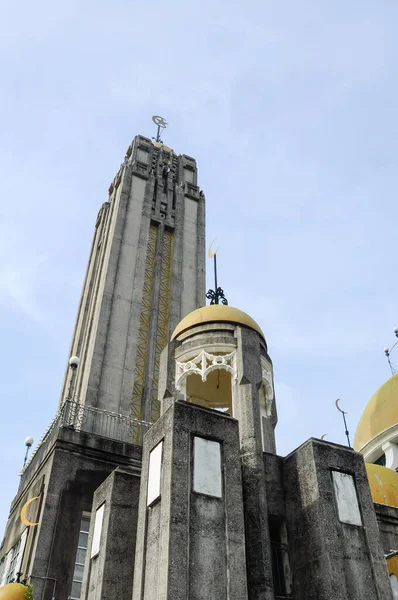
[[354, 374, 398, 451], [171, 305, 265, 341], [365, 463, 398, 508]]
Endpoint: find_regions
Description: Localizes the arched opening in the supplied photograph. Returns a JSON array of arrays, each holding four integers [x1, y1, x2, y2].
[[186, 369, 233, 414]]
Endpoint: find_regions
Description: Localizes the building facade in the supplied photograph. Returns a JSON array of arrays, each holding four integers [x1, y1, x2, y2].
[[0, 132, 397, 600]]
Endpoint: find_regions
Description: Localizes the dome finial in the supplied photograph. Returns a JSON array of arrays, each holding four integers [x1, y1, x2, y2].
[[335, 399, 351, 448], [206, 238, 228, 306], [383, 328, 398, 375]]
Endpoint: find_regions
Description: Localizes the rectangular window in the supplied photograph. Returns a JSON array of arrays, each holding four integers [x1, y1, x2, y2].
[[1, 552, 11, 586], [6, 540, 21, 583], [12, 529, 27, 582], [69, 514, 91, 600], [137, 149, 149, 164], [269, 519, 291, 598], [193, 437, 222, 498], [184, 168, 194, 184], [3, 529, 28, 584], [147, 441, 163, 506], [91, 503, 105, 559], [0, 558, 5, 586], [332, 471, 362, 526]]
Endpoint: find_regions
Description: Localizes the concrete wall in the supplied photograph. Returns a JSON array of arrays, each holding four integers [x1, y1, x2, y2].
[[234, 327, 275, 600], [375, 503, 398, 553], [132, 400, 248, 600], [1, 427, 142, 600], [284, 438, 392, 600], [263, 452, 285, 519], [81, 467, 141, 600]]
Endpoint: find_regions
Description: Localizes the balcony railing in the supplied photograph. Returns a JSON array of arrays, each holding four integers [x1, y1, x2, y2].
[[20, 401, 152, 477]]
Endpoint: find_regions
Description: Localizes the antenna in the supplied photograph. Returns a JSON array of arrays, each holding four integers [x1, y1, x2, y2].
[[152, 115, 168, 143], [206, 239, 228, 305], [335, 399, 351, 448]]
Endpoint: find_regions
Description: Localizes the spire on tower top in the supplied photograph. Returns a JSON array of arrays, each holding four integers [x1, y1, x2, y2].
[[206, 238, 228, 305], [152, 115, 168, 143]]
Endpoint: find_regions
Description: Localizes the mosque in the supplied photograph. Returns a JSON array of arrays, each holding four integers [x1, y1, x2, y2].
[[0, 124, 398, 600], [354, 371, 398, 596]]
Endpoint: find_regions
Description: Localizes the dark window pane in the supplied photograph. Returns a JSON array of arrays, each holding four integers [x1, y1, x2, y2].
[[70, 580, 82, 599], [73, 564, 84, 583], [81, 517, 90, 533], [78, 532, 88, 548], [76, 547, 86, 565]]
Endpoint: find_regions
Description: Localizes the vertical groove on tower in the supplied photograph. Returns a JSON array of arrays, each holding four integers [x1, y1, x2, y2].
[[131, 224, 157, 424], [151, 228, 173, 422], [141, 224, 164, 424]]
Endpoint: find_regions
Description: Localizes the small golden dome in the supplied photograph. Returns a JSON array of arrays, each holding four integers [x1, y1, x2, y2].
[[365, 463, 398, 508], [171, 305, 265, 341], [354, 374, 398, 451]]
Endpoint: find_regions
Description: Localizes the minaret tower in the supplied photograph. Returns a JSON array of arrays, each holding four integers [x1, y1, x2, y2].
[[60, 123, 205, 424], [0, 125, 206, 600]]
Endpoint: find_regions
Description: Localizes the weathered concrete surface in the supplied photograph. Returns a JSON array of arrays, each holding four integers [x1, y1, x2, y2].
[[132, 400, 248, 600], [164, 320, 277, 600], [263, 452, 285, 519], [235, 327, 275, 600], [375, 503, 398, 553], [284, 438, 392, 600], [1, 427, 142, 600], [81, 466, 141, 600]]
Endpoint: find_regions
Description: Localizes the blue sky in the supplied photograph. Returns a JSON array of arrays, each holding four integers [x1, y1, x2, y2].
[[1, 0, 398, 536]]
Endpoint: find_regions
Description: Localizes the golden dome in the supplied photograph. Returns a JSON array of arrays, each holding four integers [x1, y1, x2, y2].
[[365, 463, 398, 508], [0, 583, 32, 600], [171, 305, 265, 341], [354, 374, 398, 451]]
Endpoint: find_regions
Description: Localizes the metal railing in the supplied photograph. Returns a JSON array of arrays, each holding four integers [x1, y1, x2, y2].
[[20, 401, 152, 477]]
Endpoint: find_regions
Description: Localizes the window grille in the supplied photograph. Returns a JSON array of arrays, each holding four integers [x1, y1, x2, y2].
[[69, 515, 90, 600]]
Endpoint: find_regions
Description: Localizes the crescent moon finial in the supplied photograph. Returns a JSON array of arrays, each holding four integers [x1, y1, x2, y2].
[[20, 496, 40, 527], [335, 398, 346, 414], [207, 238, 219, 259], [321, 434, 327, 440]]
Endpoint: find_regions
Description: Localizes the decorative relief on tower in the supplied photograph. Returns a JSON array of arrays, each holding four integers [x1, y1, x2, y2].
[[151, 229, 173, 422], [175, 350, 237, 391], [185, 184, 200, 200], [261, 361, 274, 417], [131, 225, 157, 428]]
